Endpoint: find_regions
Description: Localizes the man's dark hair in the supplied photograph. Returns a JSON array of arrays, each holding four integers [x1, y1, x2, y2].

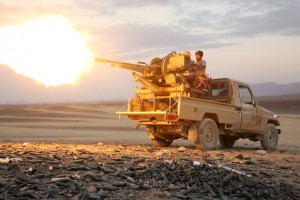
[[195, 50, 203, 56]]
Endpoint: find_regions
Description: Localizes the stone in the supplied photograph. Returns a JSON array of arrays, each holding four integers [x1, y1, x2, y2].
[[83, 171, 97, 181], [256, 150, 267, 154], [178, 146, 187, 152], [87, 185, 97, 193], [155, 149, 169, 157], [0, 157, 9, 164], [22, 142, 29, 147], [0, 157, 23, 163], [235, 154, 244, 160], [141, 184, 150, 190]]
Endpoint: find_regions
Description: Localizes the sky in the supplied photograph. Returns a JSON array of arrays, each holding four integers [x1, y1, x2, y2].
[[0, 0, 300, 103]]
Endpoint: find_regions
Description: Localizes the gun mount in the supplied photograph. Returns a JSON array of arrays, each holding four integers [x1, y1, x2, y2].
[[96, 51, 209, 114], [97, 52, 198, 89]]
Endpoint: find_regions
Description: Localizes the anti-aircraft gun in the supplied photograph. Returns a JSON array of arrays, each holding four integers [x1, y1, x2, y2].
[[96, 52, 206, 98]]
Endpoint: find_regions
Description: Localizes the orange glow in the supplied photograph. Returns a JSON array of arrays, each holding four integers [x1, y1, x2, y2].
[[0, 15, 93, 86]]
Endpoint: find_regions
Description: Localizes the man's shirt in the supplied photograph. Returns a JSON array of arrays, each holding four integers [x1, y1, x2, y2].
[[196, 60, 207, 67]]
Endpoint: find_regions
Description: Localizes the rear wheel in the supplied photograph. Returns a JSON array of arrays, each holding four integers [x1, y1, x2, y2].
[[196, 118, 219, 150], [152, 137, 173, 147], [260, 124, 279, 150], [219, 136, 236, 148]]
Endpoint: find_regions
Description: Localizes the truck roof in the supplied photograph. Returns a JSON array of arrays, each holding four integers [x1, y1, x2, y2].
[[211, 78, 250, 87]]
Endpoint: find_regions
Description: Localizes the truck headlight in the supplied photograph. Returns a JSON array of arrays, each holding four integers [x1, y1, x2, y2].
[[273, 114, 278, 118]]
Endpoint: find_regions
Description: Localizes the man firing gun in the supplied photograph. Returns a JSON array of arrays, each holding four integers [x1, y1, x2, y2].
[[183, 50, 210, 94], [194, 50, 207, 74], [192, 50, 210, 90]]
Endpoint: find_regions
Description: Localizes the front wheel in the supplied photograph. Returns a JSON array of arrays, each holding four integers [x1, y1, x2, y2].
[[152, 137, 173, 147], [260, 124, 279, 150], [196, 118, 219, 150]]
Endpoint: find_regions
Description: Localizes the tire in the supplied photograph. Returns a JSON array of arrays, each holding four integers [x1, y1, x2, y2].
[[152, 137, 173, 147], [196, 118, 219, 150], [219, 136, 236, 148], [260, 124, 279, 150]]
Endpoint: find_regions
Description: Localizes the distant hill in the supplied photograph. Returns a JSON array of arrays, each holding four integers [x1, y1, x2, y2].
[[1, 64, 300, 106], [251, 82, 300, 97], [256, 92, 300, 101], [251, 83, 300, 114], [255, 92, 300, 114]]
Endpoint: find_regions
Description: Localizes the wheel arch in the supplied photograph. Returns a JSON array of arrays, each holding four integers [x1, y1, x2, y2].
[[202, 113, 219, 124], [267, 119, 280, 126], [267, 120, 281, 134]]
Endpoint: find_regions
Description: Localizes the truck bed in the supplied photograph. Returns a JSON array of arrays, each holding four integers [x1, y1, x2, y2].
[[178, 96, 237, 124], [117, 96, 238, 126]]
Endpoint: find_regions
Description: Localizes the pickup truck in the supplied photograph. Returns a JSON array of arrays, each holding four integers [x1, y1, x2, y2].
[[117, 78, 281, 150]]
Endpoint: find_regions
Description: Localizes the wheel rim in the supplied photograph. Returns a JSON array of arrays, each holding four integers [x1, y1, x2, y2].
[[268, 130, 277, 145], [204, 125, 214, 144]]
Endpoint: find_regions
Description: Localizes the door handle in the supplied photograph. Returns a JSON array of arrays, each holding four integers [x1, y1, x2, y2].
[[236, 107, 242, 111]]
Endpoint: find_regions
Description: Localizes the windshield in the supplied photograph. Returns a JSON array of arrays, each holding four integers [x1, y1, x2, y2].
[[239, 86, 253, 104]]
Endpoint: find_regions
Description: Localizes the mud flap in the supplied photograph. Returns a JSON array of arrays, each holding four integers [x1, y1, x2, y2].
[[188, 124, 199, 143], [146, 126, 155, 140]]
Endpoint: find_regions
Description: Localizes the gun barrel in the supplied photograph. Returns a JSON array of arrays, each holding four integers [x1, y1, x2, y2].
[[95, 58, 113, 63], [95, 57, 147, 73]]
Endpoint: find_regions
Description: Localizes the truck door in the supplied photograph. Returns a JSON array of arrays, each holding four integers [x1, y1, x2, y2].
[[239, 85, 262, 131]]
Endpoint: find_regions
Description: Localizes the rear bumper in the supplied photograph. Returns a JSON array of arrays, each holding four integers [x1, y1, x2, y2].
[[116, 111, 179, 124]]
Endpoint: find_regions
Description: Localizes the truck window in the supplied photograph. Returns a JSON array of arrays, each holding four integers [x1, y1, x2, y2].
[[239, 86, 253, 104], [210, 83, 230, 97], [220, 83, 229, 97], [210, 83, 219, 96]]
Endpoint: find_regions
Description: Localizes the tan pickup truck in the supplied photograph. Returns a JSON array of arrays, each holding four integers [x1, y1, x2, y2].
[[117, 78, 281, 150], [96, 52, 280, 150]]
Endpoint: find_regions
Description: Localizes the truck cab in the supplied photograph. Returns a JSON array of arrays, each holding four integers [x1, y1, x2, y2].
[[204, 79, 280, 150], [207, 79, 280, 132]]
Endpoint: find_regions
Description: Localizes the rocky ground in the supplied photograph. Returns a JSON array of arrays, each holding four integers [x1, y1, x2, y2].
[[0, 142, 299, 200]]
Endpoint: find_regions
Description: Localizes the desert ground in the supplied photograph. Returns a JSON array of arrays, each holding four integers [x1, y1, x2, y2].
[[0, 103, 299, 150], [0, 103, 299, 199]]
